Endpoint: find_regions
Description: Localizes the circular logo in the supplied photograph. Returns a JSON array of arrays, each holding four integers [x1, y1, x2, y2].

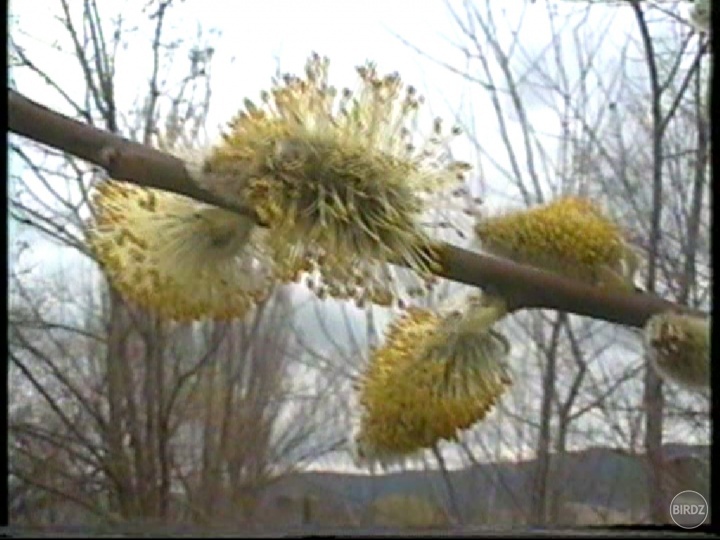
[[669, 490, 708, 529]]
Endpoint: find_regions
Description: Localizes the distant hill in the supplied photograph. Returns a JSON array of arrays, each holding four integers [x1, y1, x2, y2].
[[259, 443, 710, 525]]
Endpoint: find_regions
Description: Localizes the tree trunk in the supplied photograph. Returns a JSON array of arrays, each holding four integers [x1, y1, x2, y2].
[[643, 369, 665, 523], [432, 444, 463, 526], [531, 314, 564, 525]]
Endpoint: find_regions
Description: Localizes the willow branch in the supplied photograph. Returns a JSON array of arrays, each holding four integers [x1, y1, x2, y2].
[[8, 88, 705, 329], [8, 89, 256, 219]]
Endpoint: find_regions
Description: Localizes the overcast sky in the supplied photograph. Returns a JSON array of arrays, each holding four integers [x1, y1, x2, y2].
[[9, 0, 652, 271]]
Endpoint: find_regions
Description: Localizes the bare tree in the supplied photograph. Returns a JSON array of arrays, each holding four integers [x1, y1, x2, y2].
[[9, 0, 339, 527], [401, 0, 710, 526]]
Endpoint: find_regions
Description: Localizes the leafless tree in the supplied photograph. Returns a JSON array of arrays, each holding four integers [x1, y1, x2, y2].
[[398, 0, 711, 526], [9, 0, 340, 527]]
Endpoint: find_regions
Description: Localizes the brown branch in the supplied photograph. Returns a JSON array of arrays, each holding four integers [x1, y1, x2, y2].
[[8, 89, 256, 219], [8, 88, 705, 330]]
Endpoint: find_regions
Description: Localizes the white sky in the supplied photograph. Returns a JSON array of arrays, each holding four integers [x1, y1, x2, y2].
[[8, 0, 707, 472], [9, 0, 639, 270]]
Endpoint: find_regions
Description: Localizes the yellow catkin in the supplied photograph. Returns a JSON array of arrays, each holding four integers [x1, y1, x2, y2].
[[475, 196, 637, 289], [355, 298, 511, 462], [644, 312, 710, 391], [201, 53, 470, 308], [87, 180, 275, 321]]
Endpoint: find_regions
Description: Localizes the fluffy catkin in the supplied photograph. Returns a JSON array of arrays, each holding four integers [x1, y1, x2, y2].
[[87, 180, 274, 321], [200, 53, 471, 308], [354, 293, 511, 463]]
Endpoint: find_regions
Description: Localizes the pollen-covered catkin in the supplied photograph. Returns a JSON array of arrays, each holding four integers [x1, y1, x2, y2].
[[87, 180, 274, 321], [354, 292, 512, 463], [474, 196, 637, 290], [644, 311, 710, 391], [201, 53, 471, 308]]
